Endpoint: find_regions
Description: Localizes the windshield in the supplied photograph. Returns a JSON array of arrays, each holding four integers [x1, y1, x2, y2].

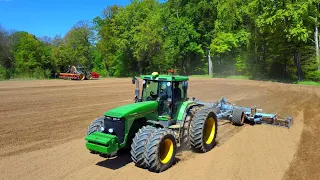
[[141, 79, 188, 118], [142, 80, 173, 117], [141, 80, 172, 101]]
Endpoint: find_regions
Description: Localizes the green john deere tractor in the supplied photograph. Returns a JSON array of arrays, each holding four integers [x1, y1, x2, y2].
[[85, 71, 219, 172]]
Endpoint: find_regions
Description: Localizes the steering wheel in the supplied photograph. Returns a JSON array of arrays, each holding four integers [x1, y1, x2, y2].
[[150, 91, 158, 98]]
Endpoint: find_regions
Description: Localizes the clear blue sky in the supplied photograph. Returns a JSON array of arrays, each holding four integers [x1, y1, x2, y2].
[[0, 0, 131, 38]]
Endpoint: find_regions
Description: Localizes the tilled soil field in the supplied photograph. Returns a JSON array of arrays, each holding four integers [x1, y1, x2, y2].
[[0, 78, 319, 180]]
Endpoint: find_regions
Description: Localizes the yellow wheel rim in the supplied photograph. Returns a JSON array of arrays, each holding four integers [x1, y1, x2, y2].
[[204, 117, 216, 144], [79, 74, 84, 80], [159, 138, 174, 164]]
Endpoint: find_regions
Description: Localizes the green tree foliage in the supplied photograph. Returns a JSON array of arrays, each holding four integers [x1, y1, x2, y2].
[[0, 25, 14, 79], [209, 0, 250, 76], [93, 5, 121, 77], [10, 31, 47, 78]]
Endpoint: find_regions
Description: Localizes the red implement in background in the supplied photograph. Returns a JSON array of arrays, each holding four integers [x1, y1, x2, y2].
[[58, 66, 100, 80]]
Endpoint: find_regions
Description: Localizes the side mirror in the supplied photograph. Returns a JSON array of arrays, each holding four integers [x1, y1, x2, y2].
[[132, 76, 140, 103], [132, 76, 136, 84], [182, 81, 188, 89]]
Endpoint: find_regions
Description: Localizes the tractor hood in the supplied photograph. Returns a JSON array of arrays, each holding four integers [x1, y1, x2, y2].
[[104, 101, 158, 118]]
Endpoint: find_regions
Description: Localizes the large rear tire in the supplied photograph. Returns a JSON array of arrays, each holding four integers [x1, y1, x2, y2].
[[189, 107, 218, 153], [130, 125, 157, 168], [231, 108, 245, 126], [180, 105, 201, 150], [145, 128, 177, 173]]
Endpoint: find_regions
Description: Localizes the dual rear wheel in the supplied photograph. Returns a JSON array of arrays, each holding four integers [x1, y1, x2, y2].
[[130, 106, 218, 172]]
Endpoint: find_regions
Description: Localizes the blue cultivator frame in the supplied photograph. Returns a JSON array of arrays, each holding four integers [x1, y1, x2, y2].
[[193, 97, 293, 128]]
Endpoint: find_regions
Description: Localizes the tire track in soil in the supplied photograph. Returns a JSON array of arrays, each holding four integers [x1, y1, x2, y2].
[[282, 93, 320, 180]]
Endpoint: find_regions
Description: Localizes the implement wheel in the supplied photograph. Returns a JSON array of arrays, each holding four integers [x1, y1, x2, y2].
[[145, 128, 177, 173], [79, 73, 85, 80], [189, 107, 218, 153], [130, 125, 157, 168], [231, 108, 246, 126]]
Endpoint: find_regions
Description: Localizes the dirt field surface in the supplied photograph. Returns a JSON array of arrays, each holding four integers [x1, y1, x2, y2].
[[1, 77, 320, 180]]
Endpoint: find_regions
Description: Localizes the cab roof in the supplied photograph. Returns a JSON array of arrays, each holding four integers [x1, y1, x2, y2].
[[141, 72, 189, 81]]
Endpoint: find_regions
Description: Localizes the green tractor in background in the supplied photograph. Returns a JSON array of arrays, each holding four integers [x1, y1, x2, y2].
[[85, 71, 219, 172]]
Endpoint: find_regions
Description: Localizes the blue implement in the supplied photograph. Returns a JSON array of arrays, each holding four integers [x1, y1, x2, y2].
[[192, 97, 293, 128]]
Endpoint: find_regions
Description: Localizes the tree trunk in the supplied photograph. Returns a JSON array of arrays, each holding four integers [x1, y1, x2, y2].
[[284, 53, 287, 80], [87, 50, 91, 70], [208, 50, 213, 76], [137, 61, 142, 75], [182, 56, 187, 75], [262, 40, 267, 72], [315, 18, 320, 70], [220, 58, 223, 76], [105, 61, 109, 77], [295, 48, 303, 81]]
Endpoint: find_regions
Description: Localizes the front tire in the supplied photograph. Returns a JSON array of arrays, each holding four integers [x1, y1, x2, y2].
[[189, 107, 218, 153], [86, 116, 105, 154], [145, 128, 177, 173], [130, 125, 157, 168], [86, 116, 104, 135]]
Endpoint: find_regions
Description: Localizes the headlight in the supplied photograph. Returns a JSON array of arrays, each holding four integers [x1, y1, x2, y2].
[[105, 116, 125, 121], [108, 128, 114, 133]]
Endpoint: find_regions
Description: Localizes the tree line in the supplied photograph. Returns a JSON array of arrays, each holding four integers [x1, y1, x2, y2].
[[0, 0, 320, 82]]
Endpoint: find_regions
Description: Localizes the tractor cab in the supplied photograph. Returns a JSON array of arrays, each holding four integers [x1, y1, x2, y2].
[[132, 71, 189, 122]]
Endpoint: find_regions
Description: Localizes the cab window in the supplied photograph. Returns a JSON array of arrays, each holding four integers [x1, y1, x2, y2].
[[142, 80, 158, 101], [173, 81, 185, 101]]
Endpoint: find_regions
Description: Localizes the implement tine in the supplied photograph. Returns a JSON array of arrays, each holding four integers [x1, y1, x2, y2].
[[270, 115, 293, 128]]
